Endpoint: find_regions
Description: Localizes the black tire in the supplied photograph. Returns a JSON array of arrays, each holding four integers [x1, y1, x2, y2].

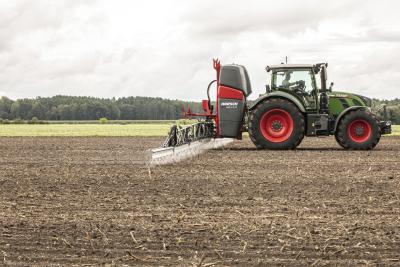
[[334, 133, 346, 148], [249, 98, 305, 149], [336, 109, 381, 150]]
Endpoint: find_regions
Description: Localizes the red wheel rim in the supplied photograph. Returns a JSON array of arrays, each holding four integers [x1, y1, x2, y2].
[[347, 119, 372, 143], [259, 109, 294, 143]]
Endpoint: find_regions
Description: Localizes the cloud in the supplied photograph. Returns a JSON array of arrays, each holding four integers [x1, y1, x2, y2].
[[182, 1, 363, 39], [0, 0, 399, 100]]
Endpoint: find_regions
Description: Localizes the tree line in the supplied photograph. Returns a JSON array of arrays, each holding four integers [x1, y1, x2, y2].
[[371, 98, 400, 124], [0, 96, 202, 121], [0, 95, 399, 123]]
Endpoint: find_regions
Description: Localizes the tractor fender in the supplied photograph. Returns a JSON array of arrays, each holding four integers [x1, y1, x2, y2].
[[249, 91, 306, 113], [334, 106, 370, 132]]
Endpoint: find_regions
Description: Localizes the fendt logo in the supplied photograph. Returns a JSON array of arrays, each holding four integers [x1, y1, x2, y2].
[[221, 101, 238, 109]]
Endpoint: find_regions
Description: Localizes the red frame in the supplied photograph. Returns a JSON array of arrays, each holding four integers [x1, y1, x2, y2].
[[183, 59, 244, 138], [182, 59, 220, 123]]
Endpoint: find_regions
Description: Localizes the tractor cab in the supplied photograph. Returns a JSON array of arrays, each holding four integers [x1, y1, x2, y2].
[[267, 64, 324, 111]]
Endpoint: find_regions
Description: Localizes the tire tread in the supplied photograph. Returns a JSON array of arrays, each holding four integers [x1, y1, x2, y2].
[[249, 98, 305, 150], [336, 109, 381, 150]]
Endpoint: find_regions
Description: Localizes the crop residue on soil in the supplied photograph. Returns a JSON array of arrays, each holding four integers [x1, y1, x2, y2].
[[0, 136, 399, 266]]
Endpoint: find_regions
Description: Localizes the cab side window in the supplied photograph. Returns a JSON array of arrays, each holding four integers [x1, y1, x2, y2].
[[273, 70, 317, 109]]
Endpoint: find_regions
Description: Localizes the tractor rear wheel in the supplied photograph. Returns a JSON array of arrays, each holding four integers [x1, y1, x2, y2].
[[249, 98, 305, 149], [336, 109, 381, 150]]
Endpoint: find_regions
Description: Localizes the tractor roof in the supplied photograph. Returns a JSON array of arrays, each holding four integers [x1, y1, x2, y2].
[[267, 64, 314, 70], [266, 63, 327, 72]]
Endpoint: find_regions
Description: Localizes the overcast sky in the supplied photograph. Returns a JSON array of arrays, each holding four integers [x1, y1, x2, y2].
[[0, 0, 399, 100]]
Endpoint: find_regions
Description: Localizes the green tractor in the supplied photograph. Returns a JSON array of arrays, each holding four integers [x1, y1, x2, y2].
[[248, 63, 391, 150], [152, 60, 392, 164]]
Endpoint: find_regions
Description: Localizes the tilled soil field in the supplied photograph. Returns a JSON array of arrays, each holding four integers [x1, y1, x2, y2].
[[0, 136, 399, 266]]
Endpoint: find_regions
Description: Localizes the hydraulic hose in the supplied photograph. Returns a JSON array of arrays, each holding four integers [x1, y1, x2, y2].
[[207, 80, 217, 113]]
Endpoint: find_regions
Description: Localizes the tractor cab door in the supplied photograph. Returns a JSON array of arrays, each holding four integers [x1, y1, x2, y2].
[[272, 69, 318, 110]]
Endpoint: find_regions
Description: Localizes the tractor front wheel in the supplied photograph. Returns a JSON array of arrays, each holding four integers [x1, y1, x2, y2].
[[335, 109, 381, 150], [249, 98, 305, 149]]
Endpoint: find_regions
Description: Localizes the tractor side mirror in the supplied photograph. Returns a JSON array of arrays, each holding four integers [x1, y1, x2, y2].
[[322, 65, 328, 81], [320, 65, 328, 92], [328, 82, 334, 92], [265, 84, 271, 92]]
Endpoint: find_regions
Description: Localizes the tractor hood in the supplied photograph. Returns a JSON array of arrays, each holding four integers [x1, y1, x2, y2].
[[327, 91, 372, 117], [328, 91, 372, 107]]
